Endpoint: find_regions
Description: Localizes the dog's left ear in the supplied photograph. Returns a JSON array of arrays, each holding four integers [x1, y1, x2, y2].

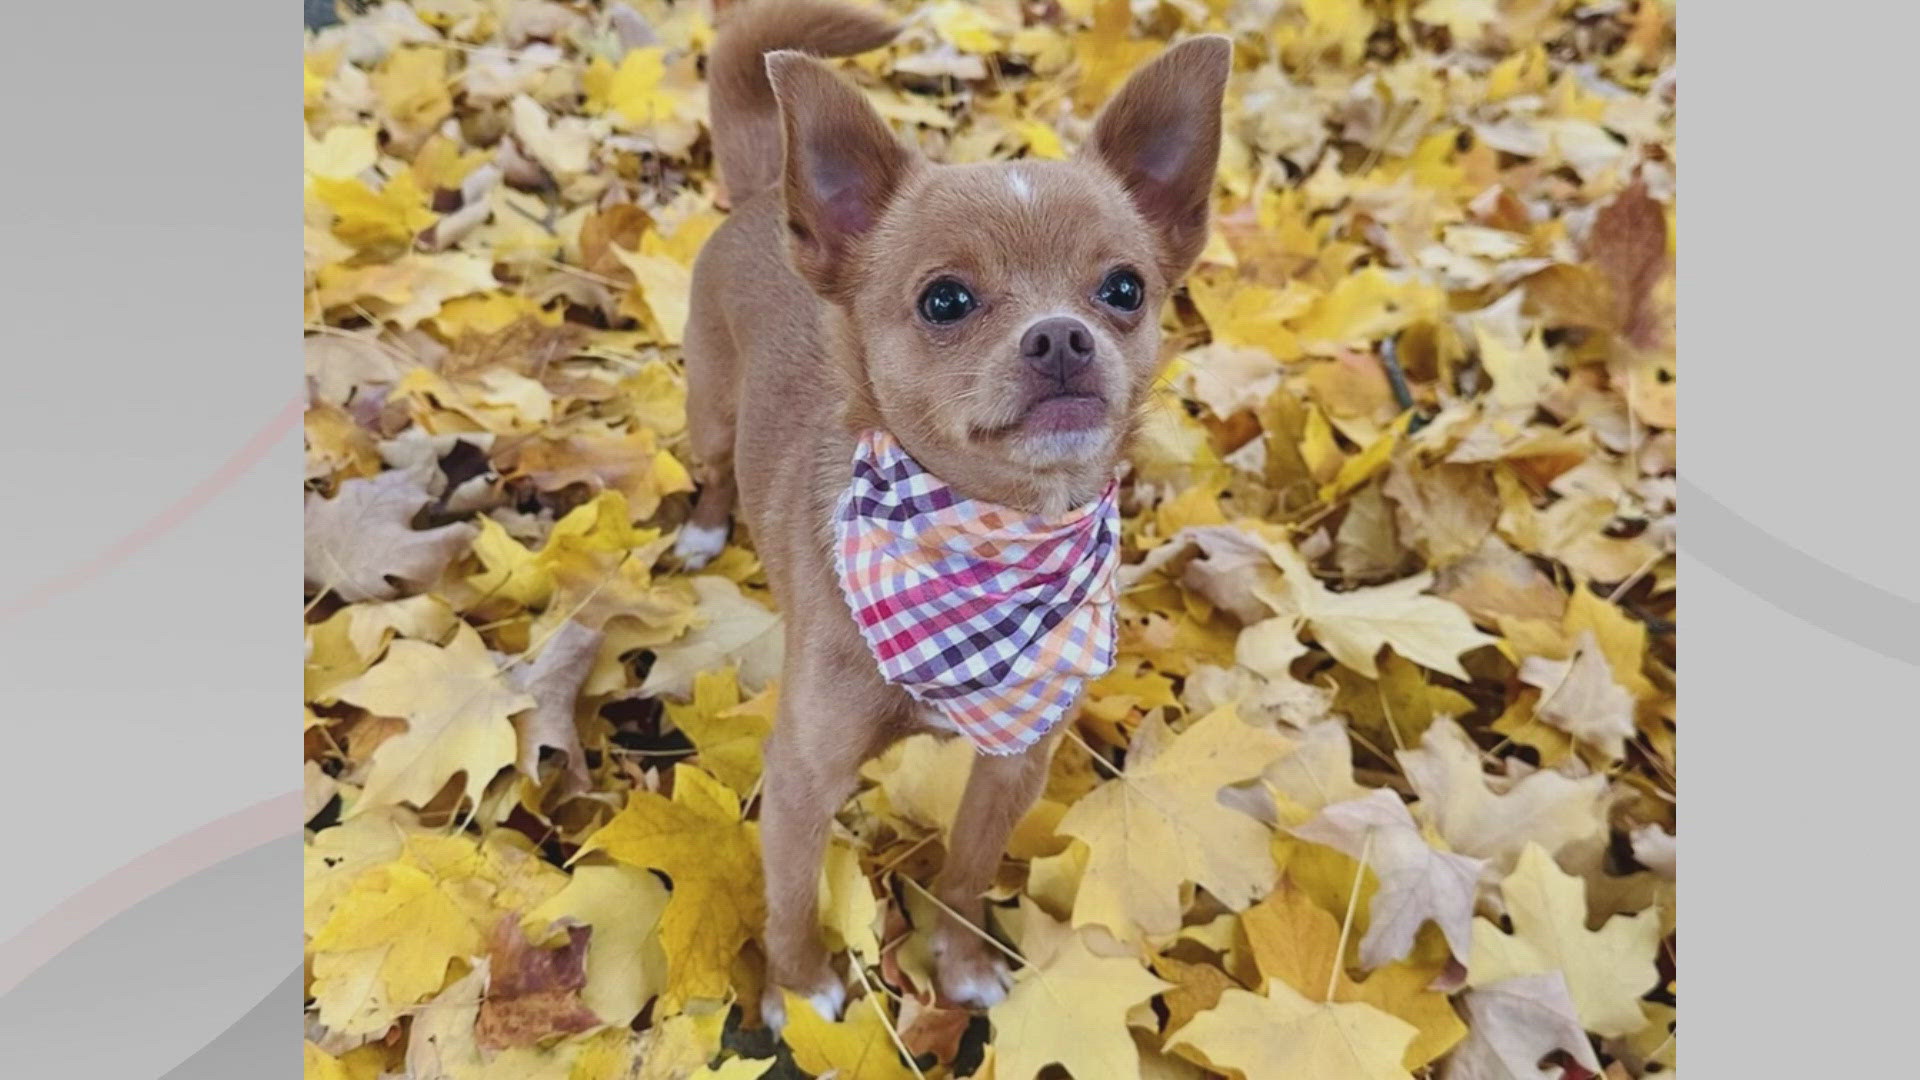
[[1081, 35, 1232, 279]]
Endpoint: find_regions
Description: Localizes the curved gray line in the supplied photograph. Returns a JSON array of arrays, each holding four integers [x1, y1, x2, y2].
[[0, 838, 292, 1076], [1682, 479, 1919, 667], [0, 792, 299, 996], [158, 965, 302, 1080]]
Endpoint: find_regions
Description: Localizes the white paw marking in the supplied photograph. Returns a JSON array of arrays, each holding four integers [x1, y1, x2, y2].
[[808, 982, 848, 1021], [1008, 168, 1033, 204], [761, 977, 847, 1033], [944, 959, 1013, 1009], [672, 522, 728, 569]]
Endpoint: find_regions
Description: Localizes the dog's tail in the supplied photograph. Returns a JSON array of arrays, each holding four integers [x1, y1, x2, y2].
[[708, 0, 901, 204]]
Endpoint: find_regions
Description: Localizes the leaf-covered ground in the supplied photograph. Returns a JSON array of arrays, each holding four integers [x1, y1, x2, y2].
[[303, 1, 1677, 1077]]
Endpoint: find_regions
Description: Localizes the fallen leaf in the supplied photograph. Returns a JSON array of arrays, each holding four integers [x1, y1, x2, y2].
[[1399, 718, 1609, 878], [664, 667, 771, 798], [526, 863, 670, 1028], [1167, 978, 1417, 1080], [333, 623, 529, 812], [1242, 882, 1467, 1068], [474, 917, 599, 1051], [990, 928, 1172, 1080], [1468, 844, 1662, 1038], [504, 619, 602, 794], [576, 765, 762, 1011], [1444, 971, 1602, 1080], [638, 576, 784, 700], [1056, 705, 1291, 937], [306, 470, 478, 602], [1267, 538, 1499, 680], [1292, 789, 1485, 969], [1519, 630, 1637, 760], [311, 862, 486, 1036], [780, 993, 916, 1080]]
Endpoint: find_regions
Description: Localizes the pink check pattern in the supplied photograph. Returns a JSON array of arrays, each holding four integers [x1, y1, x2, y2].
[[832, 430, 1122, 755]]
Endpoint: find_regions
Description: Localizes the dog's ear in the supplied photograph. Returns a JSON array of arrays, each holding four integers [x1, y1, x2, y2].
[[767, 51, 917, 298], [1080, 35, 1231, 279]]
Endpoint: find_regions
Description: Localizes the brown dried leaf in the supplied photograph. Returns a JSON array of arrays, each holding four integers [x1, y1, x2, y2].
[[474, 916, 599, 1051]]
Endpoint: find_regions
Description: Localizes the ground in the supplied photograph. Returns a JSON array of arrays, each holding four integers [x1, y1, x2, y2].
[[303, 1, 1676, 1077]]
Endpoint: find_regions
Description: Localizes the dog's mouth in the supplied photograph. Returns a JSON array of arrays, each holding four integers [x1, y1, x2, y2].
[[972, 391, 1110, 442], [1022, 391, 1107, 434]]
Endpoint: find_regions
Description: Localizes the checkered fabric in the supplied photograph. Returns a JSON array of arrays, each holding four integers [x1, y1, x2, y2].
[[832, 429, 1121, 756]]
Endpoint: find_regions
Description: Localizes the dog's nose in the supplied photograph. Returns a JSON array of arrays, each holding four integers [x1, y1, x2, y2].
[[1020, 316, 1095, 382]]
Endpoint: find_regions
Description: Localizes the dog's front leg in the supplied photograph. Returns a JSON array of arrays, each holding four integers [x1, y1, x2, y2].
[[757, 669, 881, 1030], [928, 726, 1062, 1008]]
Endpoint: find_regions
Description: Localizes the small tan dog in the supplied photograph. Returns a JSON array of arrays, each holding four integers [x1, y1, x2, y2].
[[673, 0, 1229, 1026]]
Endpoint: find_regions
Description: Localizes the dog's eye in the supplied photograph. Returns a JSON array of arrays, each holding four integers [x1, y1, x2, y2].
[[917, 278, 977, 324], [1096, 268, 1144, 312]]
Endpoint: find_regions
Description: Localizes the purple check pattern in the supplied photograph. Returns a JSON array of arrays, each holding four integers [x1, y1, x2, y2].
[[832, 430, 1121, 755]]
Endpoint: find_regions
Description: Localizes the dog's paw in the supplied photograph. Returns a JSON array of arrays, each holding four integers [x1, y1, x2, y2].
[[761, 970, 847, 1033], [933, 930, 1014, 1010], [672, 521, 729, 570]]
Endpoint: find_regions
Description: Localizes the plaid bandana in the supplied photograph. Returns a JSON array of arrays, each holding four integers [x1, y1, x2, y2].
[[833, 430, 1121, 756]]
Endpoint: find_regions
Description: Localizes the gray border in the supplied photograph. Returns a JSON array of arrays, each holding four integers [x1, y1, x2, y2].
[[1682, 0, 1920, 1071], [1, 0, 1915, 1074], [0, 0, 296, 1074]]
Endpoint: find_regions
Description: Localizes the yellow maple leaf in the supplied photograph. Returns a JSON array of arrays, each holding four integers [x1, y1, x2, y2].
[[304, 123, 378, 182], [1467, 843, 1662, 1038], [1008, 117, 1064, 159], [1292, 267, 1443, 355], [466, 490, 650, 614], [310, 862, 486, 1035], [1241, 882, 1465, 1068], [1263, 536, 1497, 680], [613, 243, 694, 346], [332, 622, 530, 812], [860, 732, 974, 837], [1167, 978, 1417, 1080], [637, 576, 783, 700], [1318, 411, 1411, 503], [409, 131, 491, 192], [1413, 0, 1500, 43], [372, 46, 454, 139], [632, 1011, 729, 1080], [1330, 652, 1474, 749], [589, 47, 681, 127], [927, 0, 1008, 53], [429, 292, 561, 339], [466, 517, 555, 609], [303, 1041, 385, 1080], [989, 929, 1172, 1080], [1187, 273, 1310, 359], [782, 993, 917, 1080], [576, 766, 763, 1011], [665, 667, 771, 797], [819, 839, 881, 962], [1071, 0, 1160, 109], [526, 862, 671, 1027], [1056, 704, 1290, 937], [506, 423, 693, 518], [312, 170, 437, 251]]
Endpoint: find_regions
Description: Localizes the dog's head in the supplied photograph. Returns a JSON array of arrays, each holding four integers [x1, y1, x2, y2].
[[766, 36, 1231, 512]]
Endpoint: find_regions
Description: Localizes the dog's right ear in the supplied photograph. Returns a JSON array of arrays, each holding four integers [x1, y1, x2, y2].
[[766, 51, 916, 298]]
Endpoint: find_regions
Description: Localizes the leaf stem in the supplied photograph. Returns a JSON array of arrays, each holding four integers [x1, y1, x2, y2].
[[1328, 829, 1374, 1001]]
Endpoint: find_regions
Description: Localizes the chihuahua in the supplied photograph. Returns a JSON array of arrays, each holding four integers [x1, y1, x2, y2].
[[673, 0, 1229, 1026]]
